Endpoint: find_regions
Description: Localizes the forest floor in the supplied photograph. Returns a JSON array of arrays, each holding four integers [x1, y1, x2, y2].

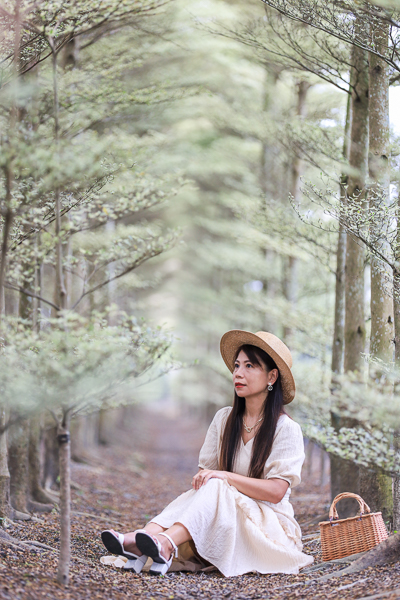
[[1, 404, 400, 600]]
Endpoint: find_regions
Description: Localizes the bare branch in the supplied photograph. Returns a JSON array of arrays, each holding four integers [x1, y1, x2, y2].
[[4, 282, 61, 312], [71, 246, 166, 310]]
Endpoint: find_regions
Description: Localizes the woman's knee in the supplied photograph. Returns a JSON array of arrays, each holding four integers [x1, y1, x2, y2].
[[202, 477, 225, 492]]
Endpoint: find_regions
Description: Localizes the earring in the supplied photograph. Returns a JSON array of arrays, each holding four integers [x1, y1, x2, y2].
[[268, 384, 273, 391]]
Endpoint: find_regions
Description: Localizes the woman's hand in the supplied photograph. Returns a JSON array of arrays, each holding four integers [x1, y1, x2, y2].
[[192, 469, 229, 490]]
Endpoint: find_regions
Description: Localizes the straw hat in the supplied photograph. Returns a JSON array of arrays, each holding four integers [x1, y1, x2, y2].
[[220, 330, 296, 404]]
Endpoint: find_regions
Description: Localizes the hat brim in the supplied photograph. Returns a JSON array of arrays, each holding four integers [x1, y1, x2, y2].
[[220, 330, 295, 404]]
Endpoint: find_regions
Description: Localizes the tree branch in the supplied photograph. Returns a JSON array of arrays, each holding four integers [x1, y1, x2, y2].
[[71, 247, 166, 310], [4, 282, 61, 312]]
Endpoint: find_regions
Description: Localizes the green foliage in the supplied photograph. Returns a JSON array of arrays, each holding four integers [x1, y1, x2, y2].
[[305, 423, 399, 475], [260, 0, 400, 78], [289, 357, 400, 476], [0, 311, 172, 418], [0, 0, 168, 84], [0, 0, 184, 423], [1, 0, 399, 482]]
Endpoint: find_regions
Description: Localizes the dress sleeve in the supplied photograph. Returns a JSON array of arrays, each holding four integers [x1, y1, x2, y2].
[[198, 407, 231, 470], [264, 417, 305, 488]]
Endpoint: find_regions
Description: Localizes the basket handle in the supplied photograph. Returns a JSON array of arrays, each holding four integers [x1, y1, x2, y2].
[[329, 492, 371, 521]]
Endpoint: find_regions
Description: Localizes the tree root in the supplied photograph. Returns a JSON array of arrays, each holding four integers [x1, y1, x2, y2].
[[0, 536, 45, 552], [70, 480, 83, 491], [44, 486, 60, 499], [302, 533, 321, 541], [0, 529, 12, 541], [278, 535, 400, 590], [28, 499, 54, 513], [302, 551, 367, 573], [299, 512, 329, 527], [0, 535, 91, 564], [30, 487, 58, 506], [336, 577, 368, 591], [27, 540, 57, 551], [311, 533, 400, 584], [71, 451, 100, 466], [12, 509, 31, 521], [356, 590, 400, 600]]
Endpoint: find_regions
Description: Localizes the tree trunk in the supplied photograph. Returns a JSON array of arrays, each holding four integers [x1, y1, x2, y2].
[[0, 3, 21, 520], [10, 230, 37, 515], [344, 36, 369, 374], [98, 408, 121, 446], [0, 409, 12, 520], [329, 415, 360, 516], [16, 226, 52, 512], [393, 201, 400, 529], [8, 417, 29, 514], [51, 47, 67, 313], [33, 234, 42, 331], [368, 20, 393, 364], [394, 431, 400, 531], [330, 93, 353, 506], [57, 414, 71, 585], [0, 1, 20, 332], [331, 222, 346, 375], [331, 92, 352, 376], [334, 27, 369, 516], [42, 425, 60, 490], [260, 68, 281, 319], [359, 468, 393, 525], [283, 80, 308, 341], [61, 37, 78, 70], [28, 415, 55, 508], [360, 19, 393, 524], [0, 203, 13, 328], [19, 285, 32, 322], [98, 409, 110, 446], [70, 416, 86, 462], [260, 67, 280, 197]]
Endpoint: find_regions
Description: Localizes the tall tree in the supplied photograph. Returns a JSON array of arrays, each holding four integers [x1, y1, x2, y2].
[[330, 19, 370, 517], [343, 22, 369, 374], [283, 80, 309, 341], [330, 92, 351, 506], [359, 17, 393, 522], [368, 19, 393, 365], [331, 93, 351, 376], [0, 0, 22, 521]]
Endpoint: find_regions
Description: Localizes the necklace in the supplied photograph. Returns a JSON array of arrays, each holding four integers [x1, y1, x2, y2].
[[243, 416, 263, 433]]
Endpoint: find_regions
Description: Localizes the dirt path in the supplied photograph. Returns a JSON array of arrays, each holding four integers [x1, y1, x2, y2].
[[1, 406, 400, 600]]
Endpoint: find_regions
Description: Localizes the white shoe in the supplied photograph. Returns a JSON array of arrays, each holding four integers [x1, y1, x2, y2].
[[135, 531, 178, 576], [123, 555, 148, 573], [101, 529, 148, 573]]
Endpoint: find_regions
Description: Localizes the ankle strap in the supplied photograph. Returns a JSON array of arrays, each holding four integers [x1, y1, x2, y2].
[[158, 532, 178, 558]]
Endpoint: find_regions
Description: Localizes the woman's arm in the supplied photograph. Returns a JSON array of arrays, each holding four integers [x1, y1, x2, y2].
[[192, 469, 289, 503]]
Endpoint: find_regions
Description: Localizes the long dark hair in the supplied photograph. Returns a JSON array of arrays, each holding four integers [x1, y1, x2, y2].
[[219, 344, 284, 479]]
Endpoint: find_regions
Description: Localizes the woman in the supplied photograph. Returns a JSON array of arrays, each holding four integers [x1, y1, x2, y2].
[[101, 330, 314, 577]]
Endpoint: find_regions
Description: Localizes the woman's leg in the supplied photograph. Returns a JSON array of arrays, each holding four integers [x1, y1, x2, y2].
[[152, 522, 191, 559], [110, 522, 191, 559], [108, 524, 165, 555]]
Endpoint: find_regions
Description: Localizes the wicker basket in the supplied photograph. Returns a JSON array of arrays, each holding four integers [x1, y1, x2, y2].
[[319, 492, 388, 562]]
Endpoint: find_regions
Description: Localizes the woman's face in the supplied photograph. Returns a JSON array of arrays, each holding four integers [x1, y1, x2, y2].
[[233, 349, 277, 401]]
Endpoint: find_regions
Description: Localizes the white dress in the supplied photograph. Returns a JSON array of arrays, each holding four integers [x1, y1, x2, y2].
[[150, 407, 314, 577]]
